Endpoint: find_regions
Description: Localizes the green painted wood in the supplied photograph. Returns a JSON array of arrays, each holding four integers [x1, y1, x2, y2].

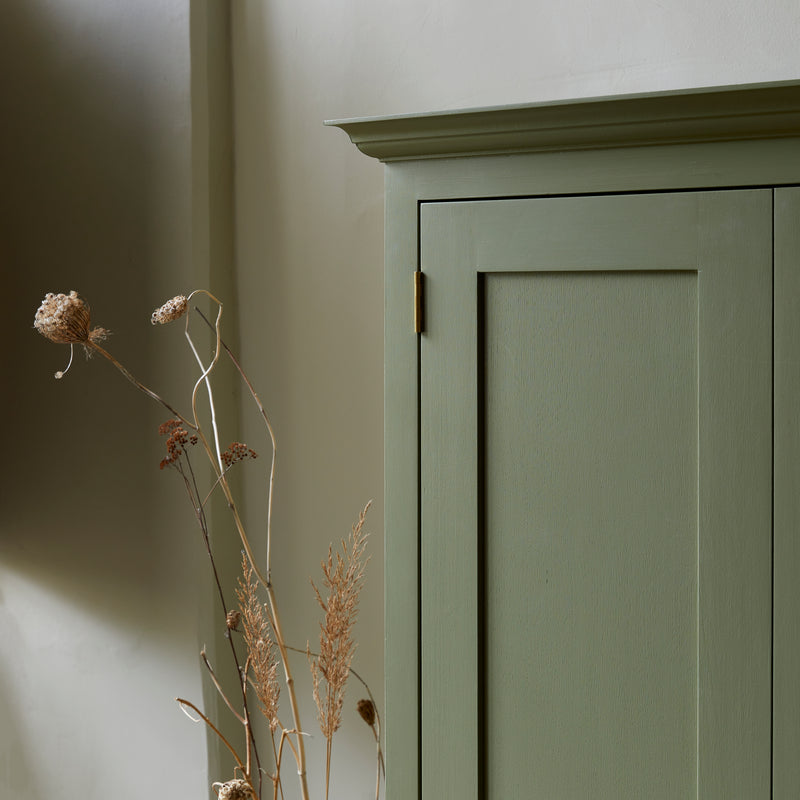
[[774, 187, 800, 798], [483, 270, 697, 799], [382, 136, 800, 209], [420, 191, 772, 799], [328, 80, 800, 162], [383, 168, 422, 800], [345, 84, 800, 800]]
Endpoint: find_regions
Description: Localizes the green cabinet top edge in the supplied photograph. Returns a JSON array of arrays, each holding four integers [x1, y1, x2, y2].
[[326, 80, 800, 162]]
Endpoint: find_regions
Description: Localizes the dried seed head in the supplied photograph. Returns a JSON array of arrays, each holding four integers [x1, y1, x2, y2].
[[226, 610, 241, 631], [151, 295, 188, 325], [158, 418, 196, 469], [213, 779, 255, 800], [221, 442, 258, 468], [34, 291, 108, 345], [357, 698, 376, 727]]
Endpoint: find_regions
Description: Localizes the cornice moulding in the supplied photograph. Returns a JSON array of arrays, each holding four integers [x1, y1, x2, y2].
[[326, 80, 800, 162]]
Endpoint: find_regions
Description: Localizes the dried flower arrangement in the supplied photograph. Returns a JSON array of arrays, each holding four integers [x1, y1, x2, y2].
[[34, 290, 383, 800]]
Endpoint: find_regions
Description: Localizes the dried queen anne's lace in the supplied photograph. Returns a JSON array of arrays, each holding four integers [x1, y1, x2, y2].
[[33, 291, 106, 344], [151, 295, 188, 325]]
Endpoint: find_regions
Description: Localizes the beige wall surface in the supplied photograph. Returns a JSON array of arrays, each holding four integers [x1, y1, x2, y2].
[[2, 0, 799, 799]]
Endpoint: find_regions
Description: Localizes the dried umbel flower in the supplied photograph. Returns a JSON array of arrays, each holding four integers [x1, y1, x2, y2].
[[357, 698, 376, 727], [213, 778, 255, 800], [151, 294, 188, 325], [33, 291, 108, 345]]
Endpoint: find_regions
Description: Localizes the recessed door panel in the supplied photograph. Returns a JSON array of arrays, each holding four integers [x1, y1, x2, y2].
[[484, 270, 696, 798]]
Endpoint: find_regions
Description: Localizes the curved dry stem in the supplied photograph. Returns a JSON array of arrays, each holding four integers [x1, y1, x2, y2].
[[202, 648, 246, 725], [185, 290, 224, 470], [175, 697, 254, 796], [194, 307, 278, 582], [54, 342, 75, 379]]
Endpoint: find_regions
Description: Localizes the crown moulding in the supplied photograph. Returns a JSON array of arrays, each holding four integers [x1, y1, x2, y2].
[[326, 80, 800, 162]]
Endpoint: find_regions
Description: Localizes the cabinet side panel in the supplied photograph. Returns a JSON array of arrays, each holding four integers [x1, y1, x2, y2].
[[774, 187, 800, 798], [384, 165, 422, 800]]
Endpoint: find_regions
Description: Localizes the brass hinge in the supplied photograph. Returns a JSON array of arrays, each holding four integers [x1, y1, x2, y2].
[[414, 270, 425, 334]]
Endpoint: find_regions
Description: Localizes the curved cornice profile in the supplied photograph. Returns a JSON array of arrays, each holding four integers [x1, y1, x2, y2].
[[326, 80, 800, 162]]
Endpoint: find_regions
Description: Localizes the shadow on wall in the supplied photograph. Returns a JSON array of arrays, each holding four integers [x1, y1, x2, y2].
[[0, 0, 168, 609], [0, 2, 186, 790]]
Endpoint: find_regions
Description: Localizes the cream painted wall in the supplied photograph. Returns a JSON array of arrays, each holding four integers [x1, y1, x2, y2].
[[228, 2, 798, 799]]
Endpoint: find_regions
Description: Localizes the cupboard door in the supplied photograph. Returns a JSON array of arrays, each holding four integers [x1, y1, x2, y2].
[[420, 191, 772, 799]]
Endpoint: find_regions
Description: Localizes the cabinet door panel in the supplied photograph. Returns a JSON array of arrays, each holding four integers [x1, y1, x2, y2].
[[420, 191, 772, 799]]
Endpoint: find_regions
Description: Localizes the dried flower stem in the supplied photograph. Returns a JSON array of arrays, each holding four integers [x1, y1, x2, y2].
[[87, 340, 193, 426], [184, 290, 225, 469], [202, 649, 247, 725], [176, 697, 256, 797], [174, 454, 264, 786], [195, 308, 278, 583], [193, 308, 310, 800]]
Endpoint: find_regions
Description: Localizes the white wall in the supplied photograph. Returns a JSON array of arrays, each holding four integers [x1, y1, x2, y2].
[[228, 2, 798, 799], [2, 1, 798, 799]]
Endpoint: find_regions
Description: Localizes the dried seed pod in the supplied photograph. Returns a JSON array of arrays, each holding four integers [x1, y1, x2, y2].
[[213, 779, 255, 800], [226, 610, 241, 631], [357, 698, 377, 727], [151, 294, 188, 325]]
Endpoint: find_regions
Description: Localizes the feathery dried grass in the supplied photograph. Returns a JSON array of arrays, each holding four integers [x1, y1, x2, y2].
[[236, 553, 280, 732], [309, 502, 371, 740]]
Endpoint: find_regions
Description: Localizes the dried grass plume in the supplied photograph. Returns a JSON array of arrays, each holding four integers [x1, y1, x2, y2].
[[236, 553, 280, 731], [309, 502, 371, 740]]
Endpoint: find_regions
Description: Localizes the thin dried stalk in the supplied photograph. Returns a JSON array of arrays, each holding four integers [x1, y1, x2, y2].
[[194, 307, 278, 582], [176, 697, 256, 798], [193, 307, 310, 800]]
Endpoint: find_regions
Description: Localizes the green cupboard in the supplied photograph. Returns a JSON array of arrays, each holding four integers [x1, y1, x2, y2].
[[330, 81, 800, 799]]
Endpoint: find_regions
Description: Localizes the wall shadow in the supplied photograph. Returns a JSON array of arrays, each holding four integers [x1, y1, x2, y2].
[[0, 3, 199, 795]]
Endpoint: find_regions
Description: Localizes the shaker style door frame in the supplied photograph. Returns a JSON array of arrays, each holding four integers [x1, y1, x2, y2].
[[328, 80, 800, 800]]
